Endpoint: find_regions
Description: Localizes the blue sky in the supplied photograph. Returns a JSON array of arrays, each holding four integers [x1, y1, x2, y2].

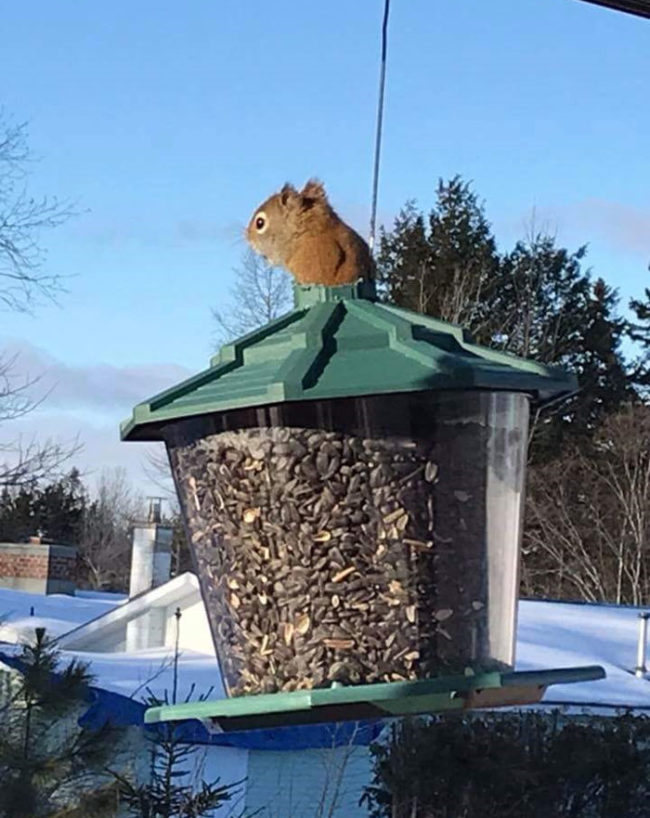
[[1, 0, 649, 491]]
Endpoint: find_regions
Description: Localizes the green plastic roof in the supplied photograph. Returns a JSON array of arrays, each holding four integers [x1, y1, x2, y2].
[[121, 282, 578, 441], [144, 665, 606, 732]]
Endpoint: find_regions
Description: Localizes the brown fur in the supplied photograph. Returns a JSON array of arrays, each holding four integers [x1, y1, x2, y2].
[[245, 179, 374, 286]]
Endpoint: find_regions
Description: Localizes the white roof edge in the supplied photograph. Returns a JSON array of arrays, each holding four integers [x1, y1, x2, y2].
[[57, 572, 201, 648]]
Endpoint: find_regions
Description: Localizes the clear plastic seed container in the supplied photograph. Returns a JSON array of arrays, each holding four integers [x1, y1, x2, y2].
[[164, 390, 529, 696]]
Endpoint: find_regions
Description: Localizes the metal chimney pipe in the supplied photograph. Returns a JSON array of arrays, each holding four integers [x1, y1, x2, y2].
[[635, 612, 650, 678], [129, 500, 172, 599], [126, 502, 174, 651], [148, 497, 164, 524]]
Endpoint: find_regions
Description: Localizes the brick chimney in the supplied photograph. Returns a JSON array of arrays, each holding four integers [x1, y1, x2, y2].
[[0, 536, 77, 595]]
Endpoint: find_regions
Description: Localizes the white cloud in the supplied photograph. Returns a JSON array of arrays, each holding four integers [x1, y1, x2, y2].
[[0, 338, 191, 414], [2, 410, 171, 497], [567, 198, 650, 258], [0, 339, 189, 495], [502, 198, 650, 259]]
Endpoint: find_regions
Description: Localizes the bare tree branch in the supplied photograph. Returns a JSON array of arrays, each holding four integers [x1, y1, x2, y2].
[[78, 468, 144, 591], [0, 110, 81, 489], [142, 445, 179, 503], [0, 352, 82, 487], [522, 404, 650, 604], [0, 110, 77, 312], [212, 248, 293, 346]]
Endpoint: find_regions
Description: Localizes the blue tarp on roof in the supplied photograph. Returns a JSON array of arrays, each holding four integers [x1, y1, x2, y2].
[[83, 685, 384, 749], [167, 716, 384, 750]]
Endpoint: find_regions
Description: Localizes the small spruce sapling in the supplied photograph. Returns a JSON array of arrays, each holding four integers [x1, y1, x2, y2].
[[114, 608, 240, 817], [0, 627, 116, 818]]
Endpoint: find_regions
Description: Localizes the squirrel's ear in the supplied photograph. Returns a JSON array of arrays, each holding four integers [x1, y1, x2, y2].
[[301, 178, 327, 201], [280, 183, 298, 207]]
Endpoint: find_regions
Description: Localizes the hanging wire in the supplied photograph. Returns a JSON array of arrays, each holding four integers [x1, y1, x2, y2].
[[368, 0, 391, 253]]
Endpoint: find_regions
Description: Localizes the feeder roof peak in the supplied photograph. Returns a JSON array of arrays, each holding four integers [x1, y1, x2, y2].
[[121, 282, 577, 442]]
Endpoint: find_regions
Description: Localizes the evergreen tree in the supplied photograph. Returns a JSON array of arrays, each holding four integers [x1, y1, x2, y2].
[[379, 180, 635, 456], [628, 285, 650, 396], [489, 235, 592, 361], [114, 610, 236, 817], [377, 177, 499, 338], [117, 717, 234, 818], [569, 278, 632, 434], [0, 628, 115, 818], [494, 239, 631, 453], [0, 470, 85, 544], [0, 484, 35, 541], [363, 712, 650, 818], [33, 468, 85, 543]]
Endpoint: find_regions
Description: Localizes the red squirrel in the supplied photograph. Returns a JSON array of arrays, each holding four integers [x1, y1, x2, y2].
[[246, 179, 374, 286]]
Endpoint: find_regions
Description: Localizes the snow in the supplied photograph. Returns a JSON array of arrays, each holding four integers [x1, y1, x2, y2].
[[516, 599, 650, 710], [0, 584, 649, 711], [72, 647, 224, 703], [0, 587, 125, 642], [0, 585, 222, 704], [75, 589, 128, 603]]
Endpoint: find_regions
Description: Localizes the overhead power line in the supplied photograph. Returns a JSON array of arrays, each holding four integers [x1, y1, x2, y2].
[[369, 0, 391, 254]]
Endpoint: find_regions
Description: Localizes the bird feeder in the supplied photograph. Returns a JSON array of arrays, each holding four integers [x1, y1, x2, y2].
[[122, 281, 605, 729]]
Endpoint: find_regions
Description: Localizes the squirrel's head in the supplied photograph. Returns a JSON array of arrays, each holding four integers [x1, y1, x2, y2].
[[246, 179, 329, 266]]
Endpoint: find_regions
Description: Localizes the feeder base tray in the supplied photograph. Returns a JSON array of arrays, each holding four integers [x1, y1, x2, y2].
[[144, 665, 605, 733]]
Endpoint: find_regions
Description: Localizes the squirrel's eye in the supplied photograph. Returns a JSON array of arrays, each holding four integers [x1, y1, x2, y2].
[[255, 215, 266, 231]]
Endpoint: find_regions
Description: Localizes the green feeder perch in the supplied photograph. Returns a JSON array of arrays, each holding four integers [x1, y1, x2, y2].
[[122, 280, 605, 729]]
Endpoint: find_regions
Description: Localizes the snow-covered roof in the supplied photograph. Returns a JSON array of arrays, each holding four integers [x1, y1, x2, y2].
[[0, 586, 125, 642], [72, 646, 222, 703], [0, 581, 649, 713], [517, 599, 650, 711], [0, 576, 220, 703], [56, 572, 203, 651]]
